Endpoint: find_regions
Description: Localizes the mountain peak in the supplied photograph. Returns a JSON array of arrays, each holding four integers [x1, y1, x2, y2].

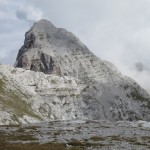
[[15, 19, 93, 75], [36, 19, 53, 24], [31, 19, 56, 32]]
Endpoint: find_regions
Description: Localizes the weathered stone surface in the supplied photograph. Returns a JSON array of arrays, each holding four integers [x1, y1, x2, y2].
[[0, 19, 150, 125], [0, 120, 150, 150], [17, 51, 55, 74], [15, 19, 93, 76]]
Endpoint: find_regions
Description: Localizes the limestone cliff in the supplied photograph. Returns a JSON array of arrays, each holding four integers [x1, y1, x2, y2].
[[0, 19, 150, 125]]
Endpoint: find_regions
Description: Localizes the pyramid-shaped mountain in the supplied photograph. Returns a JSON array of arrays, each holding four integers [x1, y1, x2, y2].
[[0, 19, 149, 125]]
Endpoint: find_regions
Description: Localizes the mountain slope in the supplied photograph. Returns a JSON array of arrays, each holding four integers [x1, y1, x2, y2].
[[0, 19, 150, 125]]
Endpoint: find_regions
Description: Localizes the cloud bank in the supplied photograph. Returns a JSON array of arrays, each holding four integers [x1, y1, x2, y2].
[[16, 5, 43, 21], [0, 0, 150, 93]]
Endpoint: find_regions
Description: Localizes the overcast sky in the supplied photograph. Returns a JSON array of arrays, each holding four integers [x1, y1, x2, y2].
[[0, 0, 150, 93]]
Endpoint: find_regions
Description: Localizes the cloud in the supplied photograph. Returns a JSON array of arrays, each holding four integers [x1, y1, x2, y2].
[[135, 63, 145, 72], [16, 5, 43, 22], [126, 65, 150, 93], [0, 0, 35, 65]]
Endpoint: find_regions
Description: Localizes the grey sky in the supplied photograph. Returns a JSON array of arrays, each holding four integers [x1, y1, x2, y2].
[[0, 0, 150, 93]]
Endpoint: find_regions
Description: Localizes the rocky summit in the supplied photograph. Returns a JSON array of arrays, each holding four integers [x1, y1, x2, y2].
[[0, 19, 150, 125]]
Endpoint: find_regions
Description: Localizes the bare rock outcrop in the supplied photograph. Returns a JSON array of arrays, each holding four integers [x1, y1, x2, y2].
[[0, 19, 149, 125]]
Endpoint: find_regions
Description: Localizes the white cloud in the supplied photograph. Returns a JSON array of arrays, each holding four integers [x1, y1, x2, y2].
[[0, 1, 27, 64], [0, 0, 43, 65], [16, 5, 43, 21]]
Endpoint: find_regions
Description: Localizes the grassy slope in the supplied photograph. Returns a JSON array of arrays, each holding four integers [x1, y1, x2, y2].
[[0, 77, 43, 124]]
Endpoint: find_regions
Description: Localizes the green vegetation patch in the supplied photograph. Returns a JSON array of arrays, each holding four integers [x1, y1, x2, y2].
[[0, 143, 66, 150], [68, 140, 109, 147], [3, 90, 42, 121], [0, 78, 43, 123], [0, 78, 5, 93], [142, 136, 150, 143], [130, 88, 149, 102], [38, 33, 44, 40], [50, 79, 57, 84], [9, 132, 37, 142], [90, 136, 106, 141], [124, 84, 150, 107]]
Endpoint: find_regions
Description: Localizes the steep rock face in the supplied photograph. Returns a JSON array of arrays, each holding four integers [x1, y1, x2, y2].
[[2, 19, 149, 124], [15, 19, 95, 78], [1, 64, 150, 125], [0, 65, 86, 125]]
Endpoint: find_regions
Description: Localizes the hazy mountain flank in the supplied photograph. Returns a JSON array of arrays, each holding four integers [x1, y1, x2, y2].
[[0, 19, 150, 125]]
